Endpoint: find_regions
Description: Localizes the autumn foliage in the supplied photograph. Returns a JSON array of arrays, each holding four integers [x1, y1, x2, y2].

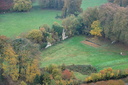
[[84, 80, 125, 85], [85, 68, 128, 83], [26, 29, 43, 43], [0, 0, 13, 12], [90, 20, 102, 37], [0, 36, 41, 83], [62, 69, 74, 80], [13, 0, 32, 12], [108, 0, 128, 7]]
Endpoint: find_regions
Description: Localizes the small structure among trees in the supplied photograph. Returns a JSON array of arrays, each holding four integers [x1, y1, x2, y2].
[[45, 42, 52, 48], [62, 29, 68, 40]]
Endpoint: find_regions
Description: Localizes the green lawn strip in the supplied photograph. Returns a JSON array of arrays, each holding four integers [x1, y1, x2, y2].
[[74, 72, 87, 81], [41, 36, 89, 66], [0, 9, 61, 37], [81, 0, 107, 10], [92, 57, 128, 71]]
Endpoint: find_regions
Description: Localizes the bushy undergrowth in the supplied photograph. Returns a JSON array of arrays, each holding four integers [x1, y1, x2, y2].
[[85, 68, 128, 83], [84, 80, 125, 85], [66, 65, 97, 75], [13, 0, 32, 12], [34, 64, 81, 85]]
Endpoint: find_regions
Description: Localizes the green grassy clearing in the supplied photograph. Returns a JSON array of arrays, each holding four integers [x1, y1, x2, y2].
[[0, 0, 107, 37], [0, 9, 61, 37], [74, 72, 87, 80], [81, 0, 107, 10], [41, 36, 128, 71]]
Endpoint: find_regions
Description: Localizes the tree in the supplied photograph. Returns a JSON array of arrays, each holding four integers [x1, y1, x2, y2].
[[122, 0, 128, 7], [39, 24, 51, 32], [0, 36, 9, 81], [52, 22, 63, 37], [90, 20, 102, 37], [61, 0, 83, 18], [108, 0, 128, 7], [108, 0, 114, 2], [13, 0, 32, 12], [12, 38, 41, 82], [114, 0, 122, 6], [26, 59, 40, 82], [0, 36, 19, 81], [0, 36, 9, 66], [39, 0, 64, 10], [20, 81, 27, 85], [45, 64, 62, 80], [2, 45, 19, 81], [62, 15, 83, 37], [62, 69, 74, 80], [98, 3, 118, 38], [81, 7, 99, 35], [0, 0, 13, 12], [26, 29, 43, 43]]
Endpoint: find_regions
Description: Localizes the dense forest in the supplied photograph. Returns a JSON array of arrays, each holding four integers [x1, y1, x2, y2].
[[0, 0, 128, 85], [108, 0, 128, 7]]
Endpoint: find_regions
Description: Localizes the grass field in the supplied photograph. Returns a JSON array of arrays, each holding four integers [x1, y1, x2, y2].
[[81, 0, 107, 10], [0, 0, 107, 37], [0, 9, 61, 37], [1, 0, 127, 81], [41, 36, 128, 79], [41, 36, 128, 71]]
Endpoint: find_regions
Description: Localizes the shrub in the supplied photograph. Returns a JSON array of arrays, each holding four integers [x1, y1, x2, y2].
[[85, 68, 128, 83], [39, 24, 51, 32], [45, 64, 62, 80], [42, 72, 51, 85], [40, 42, 47, 49], [90, 20, 102, 37], [62, 69, 74, 80], [66, 65, 97, 75], [93, 80, 125, 85], [26, 29, 43, 43], [0, 0, 13, 12], [39, 0, 64, 10], [106, 80, 125, 85], [52, 22, 63, 37], [13, 0, 32, 12], [20, 81, 27, 85]]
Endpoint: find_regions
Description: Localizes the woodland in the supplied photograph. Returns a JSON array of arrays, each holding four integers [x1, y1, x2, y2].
[[0, 0, 128, 85]]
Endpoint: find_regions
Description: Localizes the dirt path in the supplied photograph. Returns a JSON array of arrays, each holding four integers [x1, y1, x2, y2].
[[81, 41, 100, 48]]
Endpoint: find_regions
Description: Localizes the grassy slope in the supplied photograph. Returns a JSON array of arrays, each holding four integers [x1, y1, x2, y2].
[[41, 36, 128, 71]]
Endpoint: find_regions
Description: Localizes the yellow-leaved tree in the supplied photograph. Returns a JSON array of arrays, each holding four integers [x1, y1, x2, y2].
[[90, 20, 102, 37], [2, 45, 19, 81], [26, 59, 40, 82], [13, 0, 32, 12], [0, 36, 19, 81], [12, 38, 41, 83], [0, 36, 41, 82], [26, 29, 43, 43]]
